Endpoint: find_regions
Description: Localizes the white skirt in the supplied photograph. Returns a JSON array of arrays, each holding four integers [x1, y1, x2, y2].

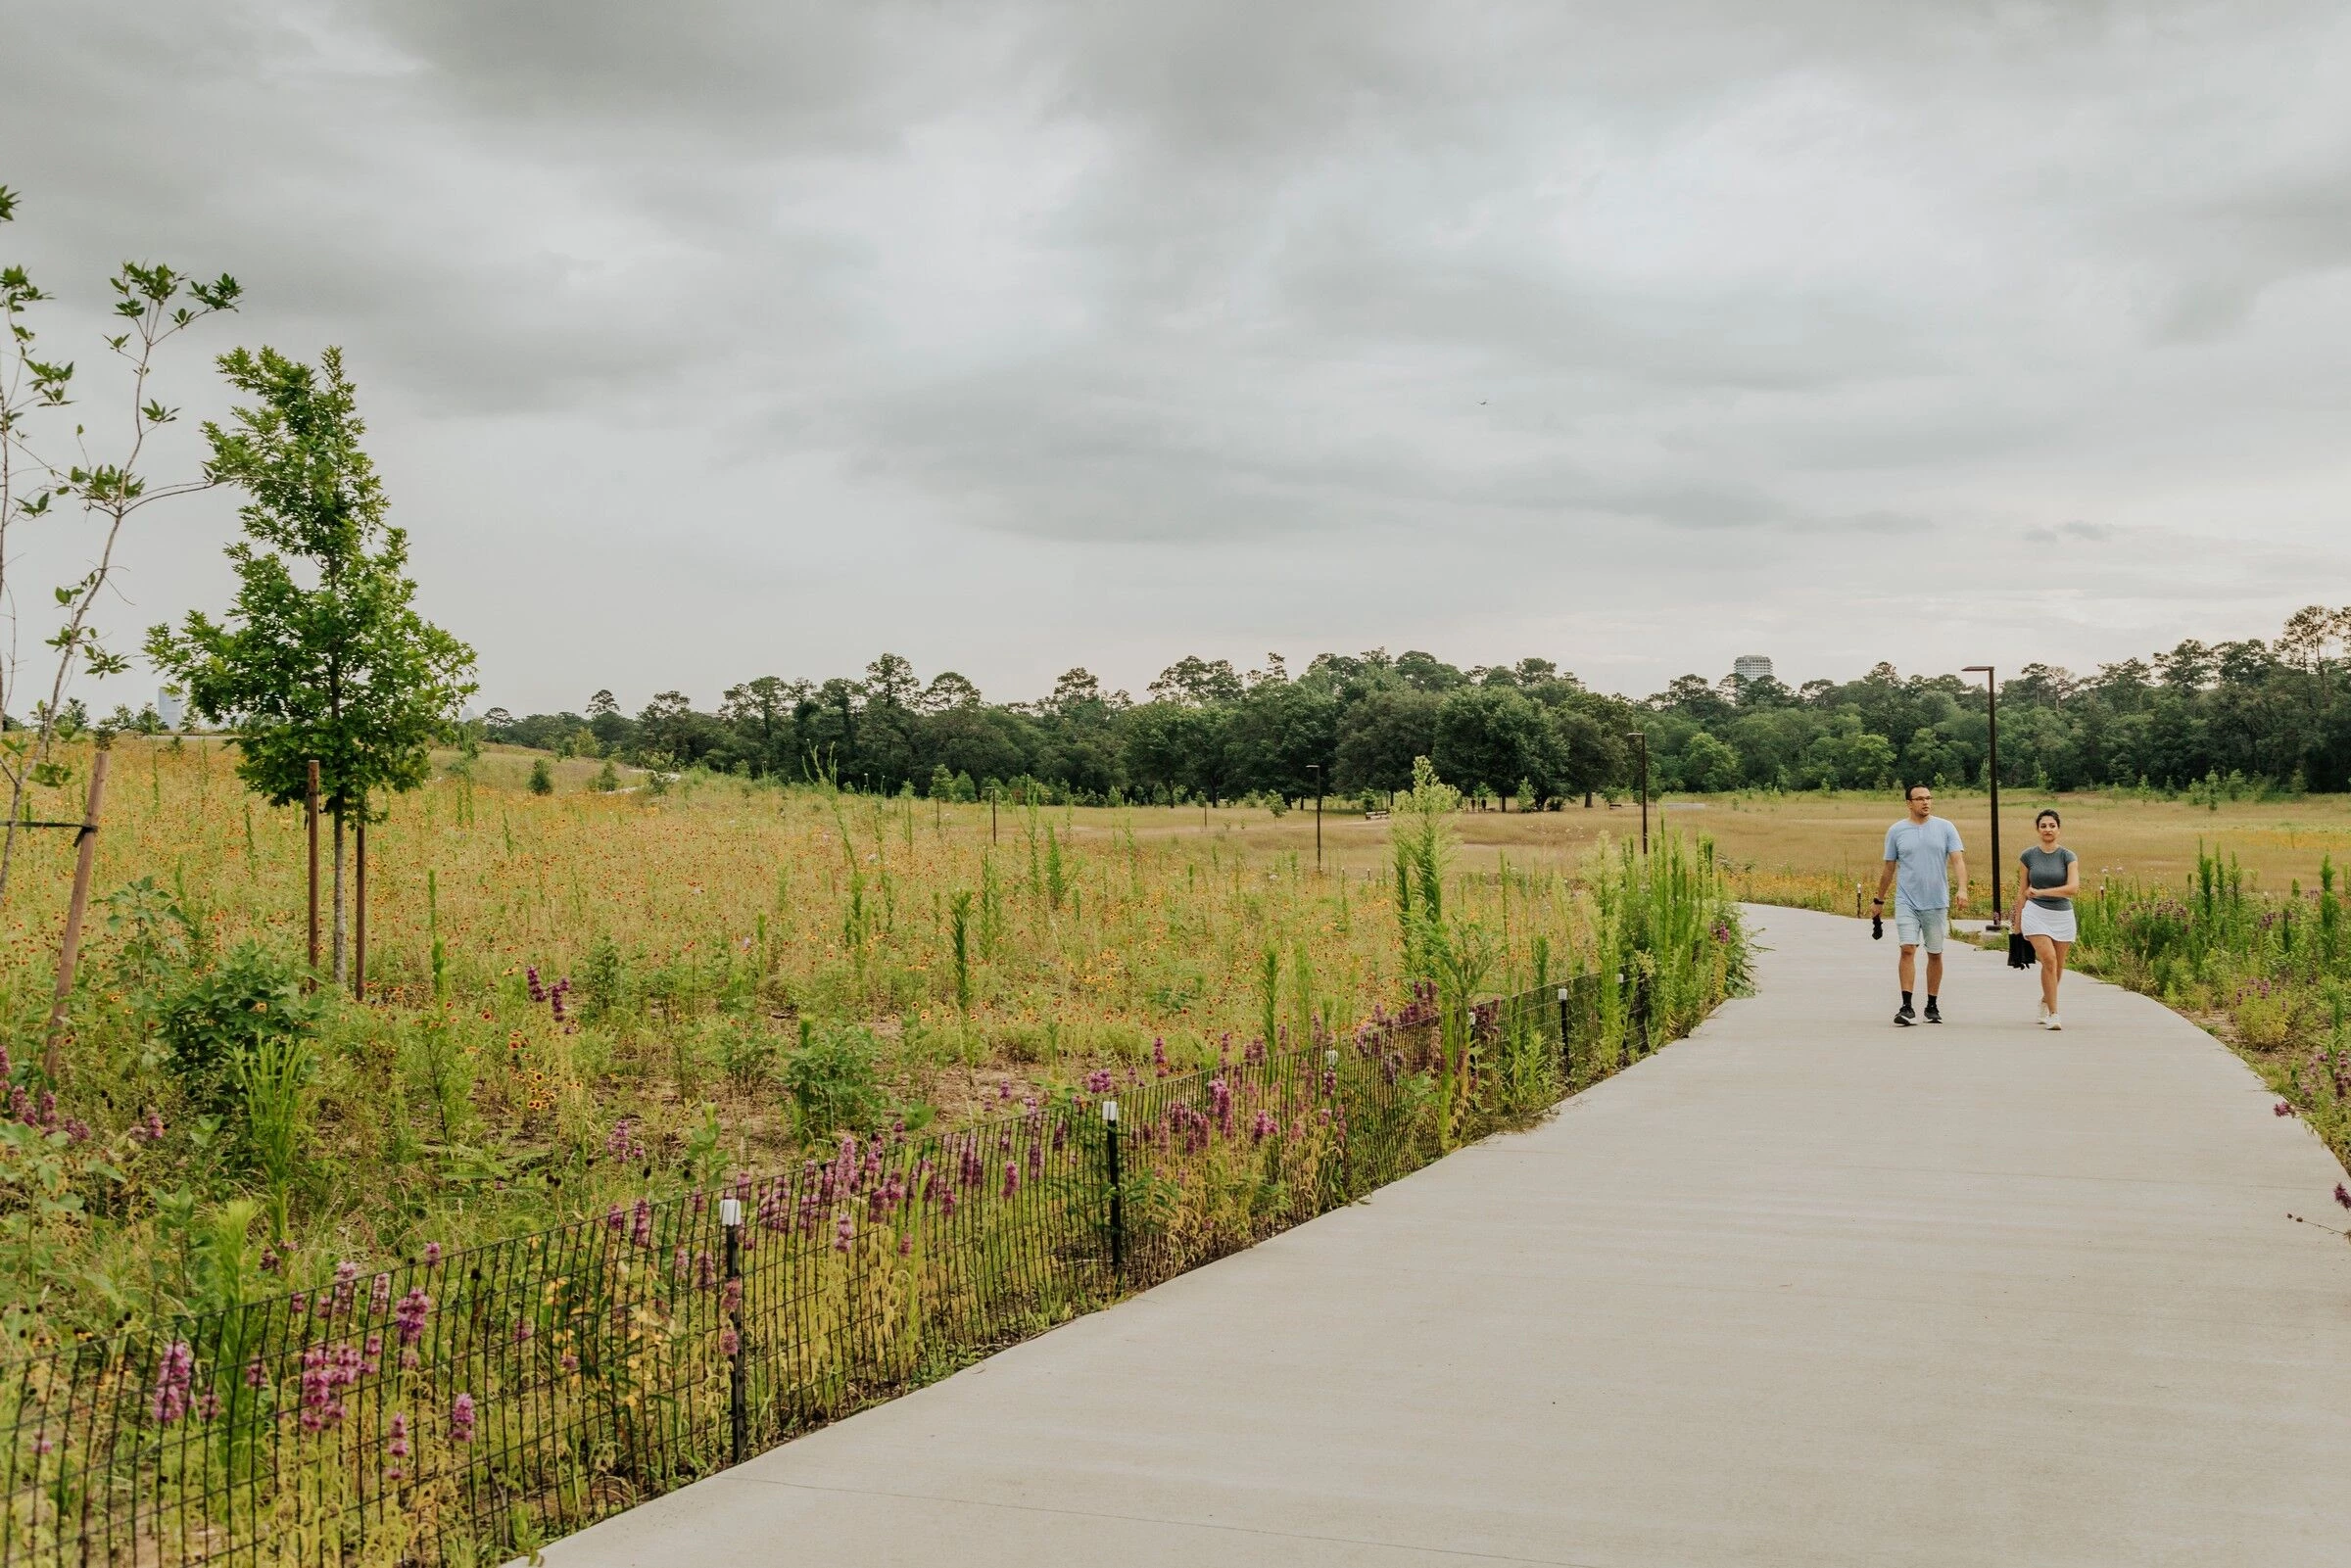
[[2020, 902, 2077, 942]]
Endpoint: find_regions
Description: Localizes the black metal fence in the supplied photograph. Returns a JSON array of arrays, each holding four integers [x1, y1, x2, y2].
[[0, 966, 1677, 1566]]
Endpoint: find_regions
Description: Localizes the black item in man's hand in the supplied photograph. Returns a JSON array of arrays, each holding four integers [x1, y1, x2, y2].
[[1871, 914, 1884, 941]]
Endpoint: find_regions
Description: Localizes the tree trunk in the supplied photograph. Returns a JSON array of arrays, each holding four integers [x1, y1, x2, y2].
[[332, 809, 348, 983]]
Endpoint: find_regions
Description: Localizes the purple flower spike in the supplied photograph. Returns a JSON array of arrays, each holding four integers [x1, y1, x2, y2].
[[394, 1286, 434, 1347], [149, 1341, 194, 1425]]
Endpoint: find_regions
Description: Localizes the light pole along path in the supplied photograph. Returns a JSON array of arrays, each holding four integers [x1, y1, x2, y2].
[[540, 905, 2351, 1568]]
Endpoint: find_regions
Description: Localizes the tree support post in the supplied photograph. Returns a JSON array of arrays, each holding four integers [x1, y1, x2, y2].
[[305, 758, 321, 987], [354, 809, 367, 1001], [42, 744, 111, 1080]]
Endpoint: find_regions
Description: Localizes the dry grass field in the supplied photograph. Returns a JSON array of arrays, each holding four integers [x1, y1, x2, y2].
[[0, 736, 1748, 1338], [1176, 788, 2351, 911]]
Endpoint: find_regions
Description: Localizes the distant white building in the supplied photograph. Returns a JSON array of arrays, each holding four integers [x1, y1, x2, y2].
[[157, 687, 185, 729], [1732, 654, 1773, 686]]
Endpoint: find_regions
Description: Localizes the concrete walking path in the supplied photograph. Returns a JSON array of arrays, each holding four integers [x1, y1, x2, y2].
[[541, 905, 2351, 1566]]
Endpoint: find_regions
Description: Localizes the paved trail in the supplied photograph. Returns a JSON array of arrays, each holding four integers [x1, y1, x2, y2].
[[542, 905, 2351, 1566]]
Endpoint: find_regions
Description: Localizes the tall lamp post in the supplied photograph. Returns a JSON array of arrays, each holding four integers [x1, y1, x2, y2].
[[1631, 732, 1650, 854], [1962, 665, 2002, 929], [1307, 763, 1323, 871]]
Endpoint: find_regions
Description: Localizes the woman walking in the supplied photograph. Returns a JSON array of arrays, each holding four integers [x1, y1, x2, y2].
[[2015, 808, 2080, 1029]]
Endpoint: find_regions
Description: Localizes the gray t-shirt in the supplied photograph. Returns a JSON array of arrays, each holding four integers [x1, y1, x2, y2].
[[2019, 845, 2078, 910], [1883, 815, 1964, 911]]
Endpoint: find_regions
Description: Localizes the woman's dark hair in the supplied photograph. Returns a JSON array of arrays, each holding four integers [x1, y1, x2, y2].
[[2035, 808, 2061, 827]]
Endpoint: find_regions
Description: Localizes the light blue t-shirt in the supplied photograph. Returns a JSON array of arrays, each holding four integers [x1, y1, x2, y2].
[[1884, 815, 1964, 911]]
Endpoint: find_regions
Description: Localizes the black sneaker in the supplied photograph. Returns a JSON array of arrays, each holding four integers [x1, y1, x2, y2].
[[1923, 1000, 1943, 1024], [1894, 1003, 1916, 1026]]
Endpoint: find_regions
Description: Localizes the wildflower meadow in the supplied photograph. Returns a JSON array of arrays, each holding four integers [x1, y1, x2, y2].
[[2066, 847, 2351, 1166], [0, 736, 1744, 1563]]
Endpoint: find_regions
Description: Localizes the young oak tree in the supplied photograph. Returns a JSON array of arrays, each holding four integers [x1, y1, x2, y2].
[[148, 346, 475, 982]]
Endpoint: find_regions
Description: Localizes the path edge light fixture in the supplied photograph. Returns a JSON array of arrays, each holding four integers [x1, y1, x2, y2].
[[1308, 763, 1323, 871], [1628, 732, 1650, 854], [1961, 665, 2002, 931]]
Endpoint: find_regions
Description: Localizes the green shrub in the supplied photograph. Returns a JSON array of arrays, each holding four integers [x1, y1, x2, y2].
[[709, 1016, 780, 1090], [593, 760, 619, 793], [155, 943, 320, 1117], [103, 876, 203, 998], [579, 934, 626, 1020], [2234, 990, 2290, 1048], [528, 758, 554, 795], [781, 1020, 888, 1139]]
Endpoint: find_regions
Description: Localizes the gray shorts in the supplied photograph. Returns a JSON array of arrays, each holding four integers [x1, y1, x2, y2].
[[1895, 903, 1948, 954]]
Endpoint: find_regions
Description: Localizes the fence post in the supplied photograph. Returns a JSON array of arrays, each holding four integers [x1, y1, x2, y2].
[[1632, 969, 1650, 1057], [1101, 1100, 1123, 1285], [1324, 1047, 1348, 1201], [1557, 985, 1573, 1083], [721, 1196, 746, 1465], [43, 742, 111, 1080]]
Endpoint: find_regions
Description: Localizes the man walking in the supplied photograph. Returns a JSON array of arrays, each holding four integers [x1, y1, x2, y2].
[[1872, 784, 1968, 1026]]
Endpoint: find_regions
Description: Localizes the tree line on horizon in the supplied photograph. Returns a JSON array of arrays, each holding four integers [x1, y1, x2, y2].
[[480, 607, 2351, 805]]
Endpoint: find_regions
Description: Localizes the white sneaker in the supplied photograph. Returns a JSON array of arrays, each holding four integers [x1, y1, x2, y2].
[[2045, 1013, 2062, 1031], [2037, 1002, 2050, 1027]]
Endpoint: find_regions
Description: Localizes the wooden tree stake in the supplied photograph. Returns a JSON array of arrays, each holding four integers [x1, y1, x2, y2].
[[43, 744, 112, 1079], [354, 810, 367, 1001], [306, 758, 320, 987]]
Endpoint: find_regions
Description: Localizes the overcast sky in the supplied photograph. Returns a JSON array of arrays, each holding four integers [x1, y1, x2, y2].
[[6, 0, 2349, 714]]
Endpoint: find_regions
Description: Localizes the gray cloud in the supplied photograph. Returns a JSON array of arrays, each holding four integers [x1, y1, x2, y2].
[[2023, 521, 2118, 545], [5, 0, 2349, 712]]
